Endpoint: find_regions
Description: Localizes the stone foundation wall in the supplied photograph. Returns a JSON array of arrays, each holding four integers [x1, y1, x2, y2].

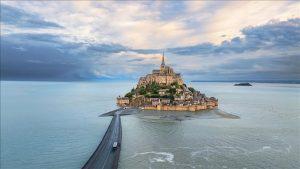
[[143, 102, 218, 112]]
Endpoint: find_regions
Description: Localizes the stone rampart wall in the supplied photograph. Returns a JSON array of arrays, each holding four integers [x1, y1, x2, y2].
[[143, 102, 217, 112]]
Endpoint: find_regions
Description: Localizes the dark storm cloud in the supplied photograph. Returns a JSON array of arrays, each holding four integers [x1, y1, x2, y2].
[[5, 33, 62, 45], [1, 34, 81, 80], [185, 54, 300, 81], [168, 43, 216, 55], [169, 18, 300, 56], [216, 55, 299, 73], [87, 43, 128, 53], [165, 18, 300, 81], [127, 58, 145, 62], [0, 32, 152, 81], [132, 49, 161, 54], [1, 18, 299, 81], [1, 4, 63, 28], [241, 18, 300, 48]]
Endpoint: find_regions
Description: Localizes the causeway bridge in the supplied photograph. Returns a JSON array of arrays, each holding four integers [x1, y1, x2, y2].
[[82, 111, 122, 169]]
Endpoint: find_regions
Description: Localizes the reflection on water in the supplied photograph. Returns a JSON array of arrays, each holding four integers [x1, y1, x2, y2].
[[119, 82, 300, 169]]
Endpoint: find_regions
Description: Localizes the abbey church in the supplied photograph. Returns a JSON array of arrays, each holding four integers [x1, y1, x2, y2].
[[137, 53, 184, 87]]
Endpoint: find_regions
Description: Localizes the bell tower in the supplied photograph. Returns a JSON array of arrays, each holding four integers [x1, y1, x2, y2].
[[161, 52, 165, 68]]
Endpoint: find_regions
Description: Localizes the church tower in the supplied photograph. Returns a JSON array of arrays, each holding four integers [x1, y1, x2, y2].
[[161, 52, 165, 68]]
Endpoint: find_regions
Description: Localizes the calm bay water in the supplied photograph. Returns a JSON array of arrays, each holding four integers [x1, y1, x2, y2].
[[1, 81, 300, 169], [0, 81, 132, 169]]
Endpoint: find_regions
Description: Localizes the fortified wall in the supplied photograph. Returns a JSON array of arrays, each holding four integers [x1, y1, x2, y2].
[[143, 100, 218, 112]]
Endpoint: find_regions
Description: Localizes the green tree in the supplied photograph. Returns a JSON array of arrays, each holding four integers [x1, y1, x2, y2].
[[169, 95, 174, 101], [139, 86, 146, 95], [125, 92, 134, 98], [171, 82, 179, 88], [150, 93, 160, 98], [188, 87, 196, 93], [146, 82, 160, 94], [169, 87, 176, 95]]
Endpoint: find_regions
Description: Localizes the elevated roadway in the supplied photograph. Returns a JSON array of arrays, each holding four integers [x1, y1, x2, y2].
[[82, 112, 122, 169]]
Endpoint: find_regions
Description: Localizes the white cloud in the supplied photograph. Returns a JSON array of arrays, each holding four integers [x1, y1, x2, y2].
[[2, 1, 300, 49], [204, 1, 300, 44], [1, 1, 299, 81]]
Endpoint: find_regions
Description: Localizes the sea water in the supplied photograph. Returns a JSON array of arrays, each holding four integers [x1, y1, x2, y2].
[[1, 81, 299, 169], [120, 82, 300, 169], [0, 81, 131, 169]]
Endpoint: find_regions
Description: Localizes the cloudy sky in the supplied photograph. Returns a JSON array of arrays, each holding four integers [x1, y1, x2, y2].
[[1, 1, 299, 81]]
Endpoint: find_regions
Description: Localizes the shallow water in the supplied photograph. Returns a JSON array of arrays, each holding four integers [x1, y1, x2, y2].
[[119, 82, 300, 169], [1, 81, 300, 169], [1, 81, 132, 169]]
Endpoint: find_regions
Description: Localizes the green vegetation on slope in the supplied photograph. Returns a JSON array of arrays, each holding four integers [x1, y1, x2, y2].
[[126, 82, 186, 100]]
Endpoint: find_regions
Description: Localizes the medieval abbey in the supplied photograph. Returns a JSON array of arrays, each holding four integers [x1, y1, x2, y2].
[[117, 53, 218, 111], [137, 53, 184, 88]]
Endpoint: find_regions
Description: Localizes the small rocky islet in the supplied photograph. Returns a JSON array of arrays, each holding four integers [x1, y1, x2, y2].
[[117, 53, 218, 112], [234, 82, 252, 86]]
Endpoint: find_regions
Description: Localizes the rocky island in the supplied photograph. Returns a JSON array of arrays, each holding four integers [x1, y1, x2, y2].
[[116, 53, 218, 111], [234, 82, 252, 86]]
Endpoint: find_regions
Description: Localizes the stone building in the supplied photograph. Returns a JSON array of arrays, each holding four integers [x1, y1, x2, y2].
[[158, 89, 169, 96], [174, 94, 185, 101], [176, 88, 183, 94], [150, 98, 160, 106], [137, 54, 184, 88], [160, 98, 171, 105], [116, 96, 129, 107]]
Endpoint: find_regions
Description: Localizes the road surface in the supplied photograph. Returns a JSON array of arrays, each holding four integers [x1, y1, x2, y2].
[[82, 112, 122, 169]]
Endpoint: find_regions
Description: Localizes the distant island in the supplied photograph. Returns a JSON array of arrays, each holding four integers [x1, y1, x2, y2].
[[116, 53, 218, 111], [234, 82, 252, 86]]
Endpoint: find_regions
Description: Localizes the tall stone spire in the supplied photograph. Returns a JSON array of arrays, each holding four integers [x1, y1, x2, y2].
[[161, 51, 165, 67]]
